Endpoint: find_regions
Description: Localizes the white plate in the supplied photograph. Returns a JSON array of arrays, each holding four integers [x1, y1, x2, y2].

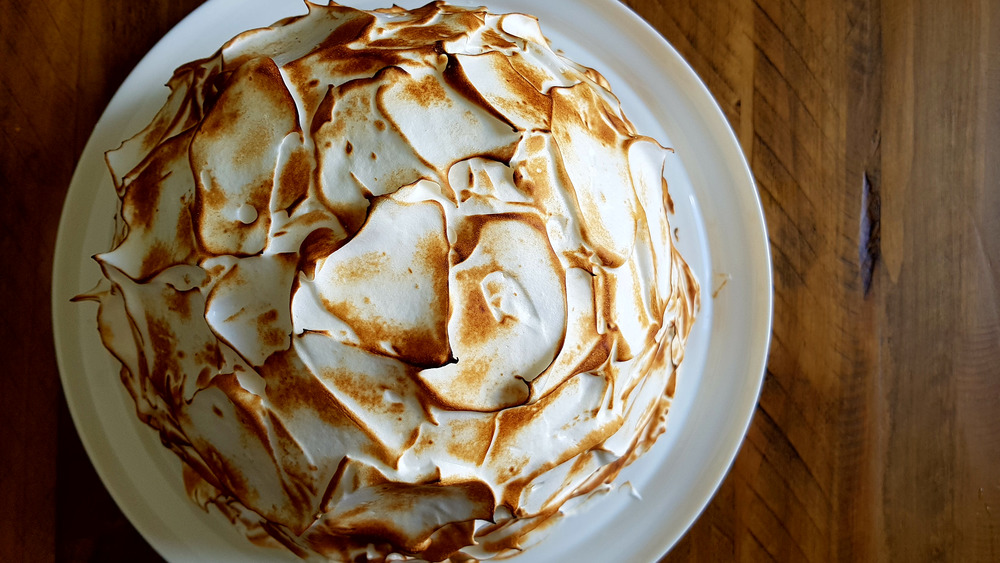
[[52, 1, 772, 561]]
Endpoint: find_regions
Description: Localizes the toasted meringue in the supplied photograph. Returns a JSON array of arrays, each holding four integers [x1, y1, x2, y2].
[[79, 2, 699, 561]]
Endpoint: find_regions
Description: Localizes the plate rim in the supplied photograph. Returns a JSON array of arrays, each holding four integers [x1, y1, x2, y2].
[[52, 0, 773, 561]]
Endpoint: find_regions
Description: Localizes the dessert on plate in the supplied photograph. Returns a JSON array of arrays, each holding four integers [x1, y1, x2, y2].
[[77, 1, 699, 560]]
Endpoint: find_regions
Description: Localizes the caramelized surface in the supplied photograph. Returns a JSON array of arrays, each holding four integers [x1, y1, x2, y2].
[[83, 2, 699, 560]]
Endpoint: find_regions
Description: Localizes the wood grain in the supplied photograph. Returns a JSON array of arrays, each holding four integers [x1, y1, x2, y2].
[[1, 0, 997, 561]]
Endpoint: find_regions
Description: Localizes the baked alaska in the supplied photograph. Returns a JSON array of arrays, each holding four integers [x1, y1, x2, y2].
[[77, 1, 700, 560]]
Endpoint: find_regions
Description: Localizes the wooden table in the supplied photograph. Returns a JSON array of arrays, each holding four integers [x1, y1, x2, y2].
[[2, 0, 997, 561]]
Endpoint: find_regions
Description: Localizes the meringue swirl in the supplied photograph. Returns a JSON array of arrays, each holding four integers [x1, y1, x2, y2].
[[78, 2, 700, 560]]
